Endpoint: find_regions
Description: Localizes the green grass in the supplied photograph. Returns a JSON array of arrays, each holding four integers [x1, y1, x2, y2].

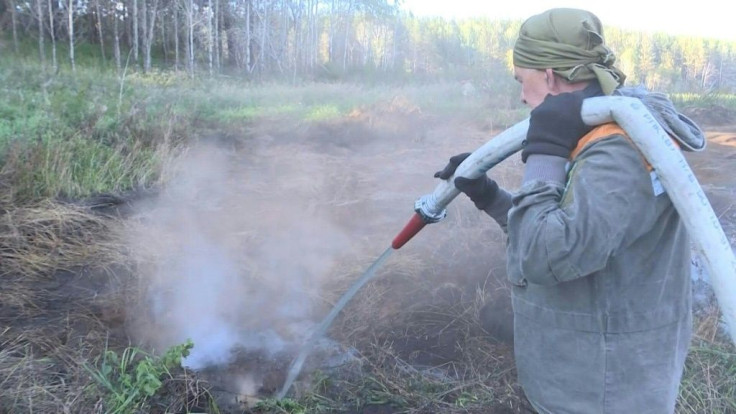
[[671, 92, 736, 109], [0, 54, 525, 203]]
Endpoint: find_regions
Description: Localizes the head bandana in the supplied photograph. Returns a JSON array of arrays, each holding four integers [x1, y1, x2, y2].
[[513, 8, 627, 95]]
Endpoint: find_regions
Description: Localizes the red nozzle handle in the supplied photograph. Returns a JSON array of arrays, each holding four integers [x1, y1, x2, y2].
[[391, 213, 427, 249]]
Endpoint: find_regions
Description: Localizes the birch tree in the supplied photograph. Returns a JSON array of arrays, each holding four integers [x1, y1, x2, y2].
[[142, 0, 159, 72], [207, 0, 213, 74], [214, 0, 219, 70], [113, 0, 121, 70], [186, 0, 194, 75], [9, 0, 19, 53], [36, 0, 46, 70], [132, 0, 138, 62], [68, 0, 75, 71], [94, 0, 105, 61], [47, 0, 58, 71], [173, 0, 179, 70], [140, 0, 146, 67]]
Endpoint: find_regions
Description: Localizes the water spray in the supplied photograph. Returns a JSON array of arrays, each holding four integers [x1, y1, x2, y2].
[[278, 96, 736, 399]]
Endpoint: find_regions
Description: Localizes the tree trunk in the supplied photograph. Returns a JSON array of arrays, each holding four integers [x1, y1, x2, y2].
[[328, 0, 334, 62], [132, 0, 138, 63], [160, 8, 166, 65], [68, 0, 75, 72], [259, 2, 267, 74], [214, 0, 219, 70], [114, 6, 121, 71], [207, 0, 213, 75], [47, 0, 57, 71], [291, 1, 301, 81], [36, 0, 46, 70], [220, 0, 237, 67], [140, 0, 147, 70], [244, 0, 251, 72], [9, 0, 19, 53], [342, 0, 352, 71], [309, 0, 318, 70], [174, 3, 179, 70], [143, 0, 158, 72], [94, 0, 105, 62], [187, 0, 194, 76], [158, 10, 169, 64]]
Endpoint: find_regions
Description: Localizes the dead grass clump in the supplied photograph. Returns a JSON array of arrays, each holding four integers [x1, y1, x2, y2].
[[678, 308, 736, 413], [0, 326, 106, 412], [283, 285, 530, 414], [0, 200, 126, 280]]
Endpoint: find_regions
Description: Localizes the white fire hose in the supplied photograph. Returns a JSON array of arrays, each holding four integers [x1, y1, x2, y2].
[[397, 96, 736, 345]]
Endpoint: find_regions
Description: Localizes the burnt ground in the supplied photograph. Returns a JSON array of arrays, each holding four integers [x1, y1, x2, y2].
[[196, 103, 736, 413], [1, 99, 734, 414]]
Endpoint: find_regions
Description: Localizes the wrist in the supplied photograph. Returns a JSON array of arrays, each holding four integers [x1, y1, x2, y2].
[[522, 155, 568, 184]]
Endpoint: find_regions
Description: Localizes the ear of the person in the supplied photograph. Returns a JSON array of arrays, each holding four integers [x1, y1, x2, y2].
[[544, 68, 563, 92]]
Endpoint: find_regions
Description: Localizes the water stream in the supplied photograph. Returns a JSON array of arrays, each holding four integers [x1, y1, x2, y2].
[[277, 246, 395, 399]]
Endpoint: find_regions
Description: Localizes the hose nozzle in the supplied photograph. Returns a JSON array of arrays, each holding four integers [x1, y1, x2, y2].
[[391, 195, 447, 249]]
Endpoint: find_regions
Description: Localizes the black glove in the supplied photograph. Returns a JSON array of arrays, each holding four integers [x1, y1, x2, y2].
[[434, 153, 499, 210], [521, 83, 603, 163]]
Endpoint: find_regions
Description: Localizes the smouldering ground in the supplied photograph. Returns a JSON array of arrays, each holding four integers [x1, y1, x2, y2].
[[1, 96, 735, 413]]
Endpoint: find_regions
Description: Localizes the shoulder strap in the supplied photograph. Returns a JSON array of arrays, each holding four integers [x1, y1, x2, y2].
[[570, 123, 628, 160], [570, 123, 673, 172]]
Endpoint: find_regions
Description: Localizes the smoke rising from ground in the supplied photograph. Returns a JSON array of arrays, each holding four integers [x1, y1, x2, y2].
[[123, 110, 519, 377]]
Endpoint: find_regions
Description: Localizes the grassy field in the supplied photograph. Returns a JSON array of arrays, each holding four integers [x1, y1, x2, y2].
[[1, 53, 736, 414]]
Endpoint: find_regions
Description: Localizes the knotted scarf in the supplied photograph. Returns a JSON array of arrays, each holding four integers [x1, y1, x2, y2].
[[513, 8, 627, 95]]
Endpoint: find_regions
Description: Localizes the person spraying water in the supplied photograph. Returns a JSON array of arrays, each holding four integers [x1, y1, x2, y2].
[[280, 10, 736, 413]]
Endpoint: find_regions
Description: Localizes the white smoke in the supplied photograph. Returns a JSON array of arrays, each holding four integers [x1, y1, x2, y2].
[[125, 142, 355, 369]]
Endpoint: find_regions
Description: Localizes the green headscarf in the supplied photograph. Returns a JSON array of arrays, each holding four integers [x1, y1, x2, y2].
[[513, 8, 626, 95]]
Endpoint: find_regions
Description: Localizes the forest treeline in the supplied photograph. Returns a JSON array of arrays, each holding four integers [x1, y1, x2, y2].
[[1, 0, 735, 92]]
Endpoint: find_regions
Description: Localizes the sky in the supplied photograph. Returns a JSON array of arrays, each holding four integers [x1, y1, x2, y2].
[[400, 0, 735, 41]]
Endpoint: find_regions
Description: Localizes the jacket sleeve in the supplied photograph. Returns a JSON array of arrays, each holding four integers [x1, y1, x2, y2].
[[506, 135, 660, 286]]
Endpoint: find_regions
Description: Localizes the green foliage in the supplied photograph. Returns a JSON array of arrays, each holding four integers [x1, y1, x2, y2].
[[671, 92, 736, 110], [85, 340, 194, 414]]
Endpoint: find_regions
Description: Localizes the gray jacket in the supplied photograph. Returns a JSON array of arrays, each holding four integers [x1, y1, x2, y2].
[[486, 90, 705, 413]]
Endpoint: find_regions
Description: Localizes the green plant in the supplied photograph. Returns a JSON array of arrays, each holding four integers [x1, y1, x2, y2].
[[86, 340, 194, 414]]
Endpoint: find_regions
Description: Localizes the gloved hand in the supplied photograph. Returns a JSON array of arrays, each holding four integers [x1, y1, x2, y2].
[[521, 83, 602, 163], [434, 153, 499, 210]]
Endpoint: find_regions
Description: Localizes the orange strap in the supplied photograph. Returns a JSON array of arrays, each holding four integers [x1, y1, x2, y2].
[[569, 123, 679, 171], [570, 123, 628, 160]]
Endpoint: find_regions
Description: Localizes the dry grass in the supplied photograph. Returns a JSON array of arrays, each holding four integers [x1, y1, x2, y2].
[[678, 308, 736, 414], [0, 201, 125, 279], [0, 199, 217, 413]]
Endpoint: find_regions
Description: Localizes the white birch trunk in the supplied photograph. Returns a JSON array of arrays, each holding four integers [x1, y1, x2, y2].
[[207, 0, 213, 75], [132, 0, 138, 63], [187, 0, 194, 76], [36, 0, 46, 69], [143, 0, 158, 72], [47, 0, 57, 71], [10, 0, 19, 53], [95, 0, 105, 61], [68, 0, 75, 72], [114, 6, 121, 71], [174, 3, 179, 71], [141, 0, 147, 69]]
